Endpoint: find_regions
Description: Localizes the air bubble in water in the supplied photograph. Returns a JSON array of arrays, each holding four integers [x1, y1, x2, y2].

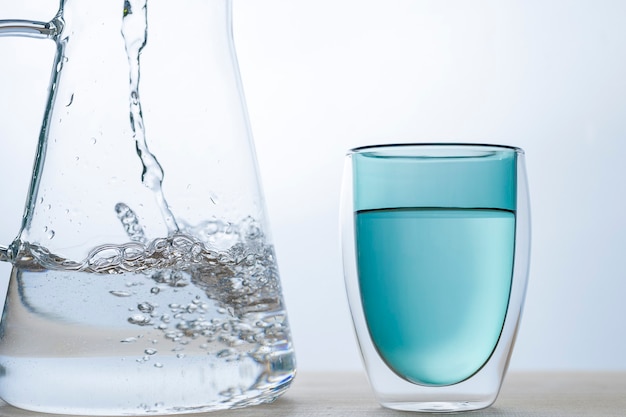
[[128, 314, 151, 326], [138, 302, 154, 313], [204, 221, 219, 235], [216, 348, 235, 359]]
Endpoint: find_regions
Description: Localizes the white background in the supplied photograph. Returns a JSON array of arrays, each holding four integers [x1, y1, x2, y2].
[[1, 0, 625, 372]]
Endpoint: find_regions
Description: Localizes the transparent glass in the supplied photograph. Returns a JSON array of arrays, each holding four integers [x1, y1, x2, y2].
[[0, 1, 295, 415], [341, 143, 530, 412]]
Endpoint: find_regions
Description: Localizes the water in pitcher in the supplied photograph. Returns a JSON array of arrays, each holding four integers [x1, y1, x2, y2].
[[0, 0, 295, 414], [0, 220, 294, 414]]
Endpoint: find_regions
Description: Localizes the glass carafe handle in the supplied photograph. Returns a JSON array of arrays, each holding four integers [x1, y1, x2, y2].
[[0, 19, 59, 39], [0, 246, 9, 263], [0, 18, 61, 263]]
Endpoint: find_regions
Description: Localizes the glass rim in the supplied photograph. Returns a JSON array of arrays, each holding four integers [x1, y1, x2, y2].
[[348, 143, 524, 156]]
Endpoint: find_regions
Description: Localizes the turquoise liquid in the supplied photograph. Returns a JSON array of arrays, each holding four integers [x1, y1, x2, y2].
[[355, 208, 515, 386]]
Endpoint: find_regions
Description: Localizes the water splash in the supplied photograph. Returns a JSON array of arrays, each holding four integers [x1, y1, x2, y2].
[[115, 202, 147, 243], [121, 0, 179, 233]]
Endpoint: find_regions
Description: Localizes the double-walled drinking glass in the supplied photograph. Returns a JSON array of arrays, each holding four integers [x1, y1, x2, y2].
[[341, 143, 530, 412]]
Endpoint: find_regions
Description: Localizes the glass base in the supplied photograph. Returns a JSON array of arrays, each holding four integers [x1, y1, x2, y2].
[[381, 400, 493, 413], [0, 353, 296, 416]]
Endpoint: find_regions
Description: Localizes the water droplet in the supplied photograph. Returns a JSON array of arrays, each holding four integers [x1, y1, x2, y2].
[[91, 137, 97, 145], [144, 348, 157, 355], [154, 363, 163, 368], [110, 290, 132, 297], [47, 230, 56, 239], [65, 93, 74, 107], [115, 202, 146, 243], [150, 287, 160, 294], [121, 337, 137, 343], [176, 353, 186, 359]]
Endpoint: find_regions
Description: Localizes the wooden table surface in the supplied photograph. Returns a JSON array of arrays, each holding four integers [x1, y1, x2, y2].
[[0, 371, 624, 416]]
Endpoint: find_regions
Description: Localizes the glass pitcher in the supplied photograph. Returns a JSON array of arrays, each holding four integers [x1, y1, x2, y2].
[[0, 0, 296, 414]]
